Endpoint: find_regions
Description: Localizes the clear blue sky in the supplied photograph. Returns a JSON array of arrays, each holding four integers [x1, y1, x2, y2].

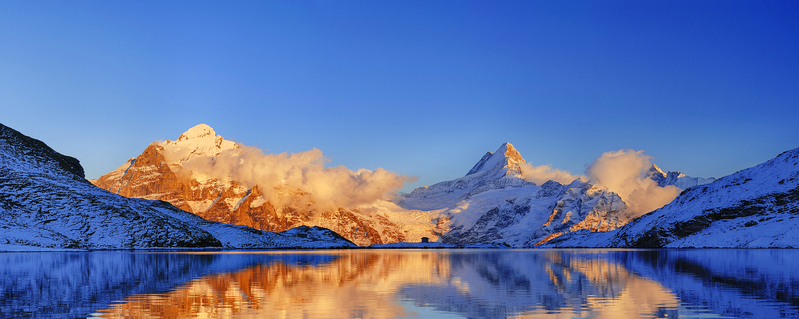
[[1, 1, 797, 192]]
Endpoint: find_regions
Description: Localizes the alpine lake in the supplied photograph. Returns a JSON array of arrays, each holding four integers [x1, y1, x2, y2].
[[1, 249, 798, 318]]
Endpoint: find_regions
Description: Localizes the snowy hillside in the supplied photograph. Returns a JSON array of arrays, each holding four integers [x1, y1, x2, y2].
[[544, 147, 799, 248], [0, 123, 356, 250]]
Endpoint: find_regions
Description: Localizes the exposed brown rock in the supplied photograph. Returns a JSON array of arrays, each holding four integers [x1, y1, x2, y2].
[[91, 143, 401, 246], [92, 144, 193, 212]]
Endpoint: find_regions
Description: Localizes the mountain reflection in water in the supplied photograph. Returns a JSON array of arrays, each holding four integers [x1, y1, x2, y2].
[[1, 250, 798, 318]]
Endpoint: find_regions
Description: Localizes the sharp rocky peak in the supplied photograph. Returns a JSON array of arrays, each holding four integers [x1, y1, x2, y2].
[[498, 142, 524, 165], [647, 164, 667, 178], [466, 142, 526, 176], [647, 163, 690, 179]]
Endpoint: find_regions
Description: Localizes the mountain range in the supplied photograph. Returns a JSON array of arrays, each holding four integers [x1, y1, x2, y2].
[[91, 126, 639, 247], [90, 124, 728, 248], [3, 122, 797, 249]]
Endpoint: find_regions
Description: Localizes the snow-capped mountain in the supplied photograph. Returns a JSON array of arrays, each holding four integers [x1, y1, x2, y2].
[[404, 143, 530, 203], [647, 164, 716, 189], [92, 124, 407, 246], [543, 147, 799, 248], [395, 143, 636, 246], [0, 123, 355, 250]]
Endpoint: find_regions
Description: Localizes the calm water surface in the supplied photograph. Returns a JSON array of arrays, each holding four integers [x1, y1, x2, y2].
[[1, 249, 798, 318]]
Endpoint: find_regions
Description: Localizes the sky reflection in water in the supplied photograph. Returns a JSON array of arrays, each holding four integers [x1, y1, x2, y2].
[[1, 249, 798, 318]]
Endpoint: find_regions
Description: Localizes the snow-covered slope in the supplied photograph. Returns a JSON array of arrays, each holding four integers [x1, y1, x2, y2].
[[544, 148, 799, 248], [0, 123, 355, 250]]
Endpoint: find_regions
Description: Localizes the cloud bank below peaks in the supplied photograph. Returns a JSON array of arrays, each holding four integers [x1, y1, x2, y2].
[[166, 144, 415, 212], [515, 146, 681, 216], [519, 162, 586, 185], [586, 149, 681, 216]]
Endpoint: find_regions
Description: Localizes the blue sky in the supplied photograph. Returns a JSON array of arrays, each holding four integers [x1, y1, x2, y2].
[[1, 1, 797, 192]]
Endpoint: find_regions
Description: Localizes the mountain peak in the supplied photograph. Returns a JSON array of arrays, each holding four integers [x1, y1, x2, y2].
[[646, 163, 714, 189], [498, 142, 524, 165], [647, 164, 666, 178], [160, 124, 239, 161], [466, 142, 526, 176], [178, 124, 217, 141]]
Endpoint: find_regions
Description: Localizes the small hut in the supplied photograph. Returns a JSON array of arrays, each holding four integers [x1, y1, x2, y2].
[[421, 237, 429, 243]]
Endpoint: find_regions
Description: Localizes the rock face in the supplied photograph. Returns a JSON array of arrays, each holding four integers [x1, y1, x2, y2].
[[0, 123, 356, 250], [543, 148, 799, 248], [92, 124, 402, 246]]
